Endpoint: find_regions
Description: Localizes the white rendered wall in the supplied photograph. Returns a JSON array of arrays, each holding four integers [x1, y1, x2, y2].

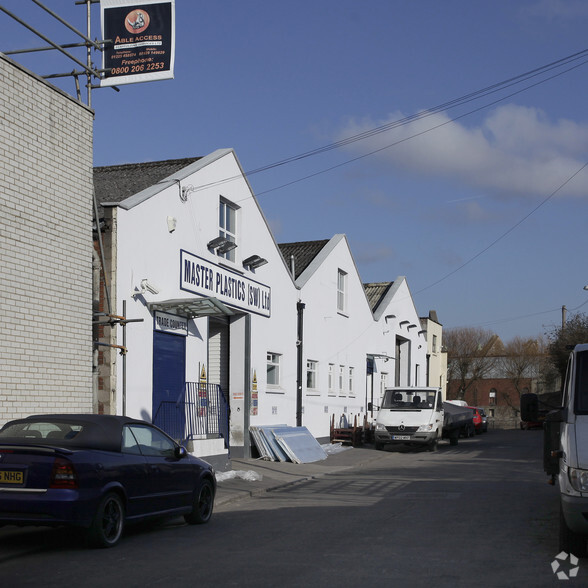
[[112, 151, 298, 439]]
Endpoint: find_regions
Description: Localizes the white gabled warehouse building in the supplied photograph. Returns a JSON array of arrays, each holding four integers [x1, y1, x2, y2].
[[94, 149, 433, 465]]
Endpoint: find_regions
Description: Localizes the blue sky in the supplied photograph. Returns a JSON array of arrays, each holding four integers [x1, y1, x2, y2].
[[3, 0, 588, 343]]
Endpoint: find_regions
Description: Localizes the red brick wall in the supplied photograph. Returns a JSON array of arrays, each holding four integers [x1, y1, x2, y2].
[[447, 377, 533, 429]]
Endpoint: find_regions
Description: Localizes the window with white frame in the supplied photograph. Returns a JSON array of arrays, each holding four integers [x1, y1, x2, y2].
[[432, 334, 438, 353], [380, 372, 388, 403], [348, 367, 354, 396], [328, 364, 335, 395], [306, 360, 318, 390], [218, 199, 237, 262], [337, 269, 347, 313], [267, 352, 281, 386], [339, 365, 345, 394]]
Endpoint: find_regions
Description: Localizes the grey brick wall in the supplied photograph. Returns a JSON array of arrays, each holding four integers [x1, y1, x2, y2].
[[0, 55, 94, 424]]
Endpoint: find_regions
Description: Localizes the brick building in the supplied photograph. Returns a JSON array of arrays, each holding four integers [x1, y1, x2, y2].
[[0, 54, 94, 423], [447, 376, 534, 429]]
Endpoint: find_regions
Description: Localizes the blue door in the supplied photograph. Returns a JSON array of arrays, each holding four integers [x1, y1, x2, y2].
[[152, 331, 186, 438]]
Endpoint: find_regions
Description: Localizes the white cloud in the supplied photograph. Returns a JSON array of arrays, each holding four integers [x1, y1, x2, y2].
[[336, 105, 588, 199], [522, 0, 588, 20]]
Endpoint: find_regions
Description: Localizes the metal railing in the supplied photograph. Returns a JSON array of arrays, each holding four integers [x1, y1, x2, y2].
[[153, 382, 229, 449]]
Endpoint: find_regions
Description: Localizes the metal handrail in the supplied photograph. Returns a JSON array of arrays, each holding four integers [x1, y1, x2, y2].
[[153, 382, 229, 450]]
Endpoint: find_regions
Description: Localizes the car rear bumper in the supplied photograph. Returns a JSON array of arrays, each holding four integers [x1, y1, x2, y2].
[[0, 488, 96, 527]]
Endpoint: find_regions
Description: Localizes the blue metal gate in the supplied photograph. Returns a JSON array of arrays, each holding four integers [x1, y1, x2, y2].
[[153, 382, 229, 450]]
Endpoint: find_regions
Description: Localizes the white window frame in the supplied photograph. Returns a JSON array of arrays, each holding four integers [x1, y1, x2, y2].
[[339, 365, 345, 395], [328, 364, 335, 396], [306, 360, 319, 394], [267, 352, 281, 388], [380, 372, 388, 403], [337, 269, 347, 314], [218, 198, 238, 262], [348, 366, 354, 396]]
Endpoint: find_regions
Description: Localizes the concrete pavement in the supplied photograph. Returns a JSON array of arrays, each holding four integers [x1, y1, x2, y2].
[[214, 444, 383, 506]]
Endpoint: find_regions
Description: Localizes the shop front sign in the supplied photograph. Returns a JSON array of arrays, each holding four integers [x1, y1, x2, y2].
[[180, 250, 271, 317]]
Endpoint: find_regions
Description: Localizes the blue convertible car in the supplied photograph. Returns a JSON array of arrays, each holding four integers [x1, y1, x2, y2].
[[0, 414, 216, 547]]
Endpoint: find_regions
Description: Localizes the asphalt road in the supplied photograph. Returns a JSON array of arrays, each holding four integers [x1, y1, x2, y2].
[[0, 430, 571, 587]]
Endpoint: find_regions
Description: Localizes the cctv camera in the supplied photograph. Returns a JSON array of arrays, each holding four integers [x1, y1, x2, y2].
[[140, 279, 159, 295]]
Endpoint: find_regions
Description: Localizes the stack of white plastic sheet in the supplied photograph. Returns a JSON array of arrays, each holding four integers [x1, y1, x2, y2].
[[250, 425, 327, 463]]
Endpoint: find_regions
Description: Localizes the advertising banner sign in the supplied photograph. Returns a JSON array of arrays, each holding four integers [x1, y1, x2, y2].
[[100, 0, 175, 87], [180, 250, 272, 318]]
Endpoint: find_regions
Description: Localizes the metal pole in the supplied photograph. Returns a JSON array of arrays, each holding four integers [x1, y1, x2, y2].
[[123, 300, 127, 416], [0, 5, 100, 78], [296, 301, 305, 427], [85, 0, 92, 107]]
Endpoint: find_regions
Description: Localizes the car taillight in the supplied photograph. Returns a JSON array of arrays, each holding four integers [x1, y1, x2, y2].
[[50, 457, 79, 489]]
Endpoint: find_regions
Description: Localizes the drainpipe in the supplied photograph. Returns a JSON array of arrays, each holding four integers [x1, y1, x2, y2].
[[296, 301, 305, 427], [92, 248, 101, 413]]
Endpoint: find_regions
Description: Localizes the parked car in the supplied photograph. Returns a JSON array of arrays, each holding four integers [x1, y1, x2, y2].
[[468, 407, 484, 434], [0, 414, 216, 547], [478, 408, 488, 432]]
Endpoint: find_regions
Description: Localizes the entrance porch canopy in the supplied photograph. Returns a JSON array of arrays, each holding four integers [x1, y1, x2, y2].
[[148, 297, 235, 319]]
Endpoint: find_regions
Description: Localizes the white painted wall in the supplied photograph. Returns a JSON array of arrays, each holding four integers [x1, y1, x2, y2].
[[112, 150, 298, 447], [108, 148, 432, 452], [0, 56, 94, 423], [294, 236, 428, 438]]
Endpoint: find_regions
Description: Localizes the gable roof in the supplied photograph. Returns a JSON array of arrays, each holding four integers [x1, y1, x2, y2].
[[363, 282, 394, 313], [93, 156, 202, 216], [278, 239, 329, 280]]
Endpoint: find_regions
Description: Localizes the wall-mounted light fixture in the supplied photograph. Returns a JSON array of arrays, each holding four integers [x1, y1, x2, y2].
[[243, 255, 268, 270], [207, 236, 237, 254]]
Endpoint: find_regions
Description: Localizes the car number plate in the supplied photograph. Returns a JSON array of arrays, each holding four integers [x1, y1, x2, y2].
[[392, 435, 411, 441], [0, 470, 24, 484]]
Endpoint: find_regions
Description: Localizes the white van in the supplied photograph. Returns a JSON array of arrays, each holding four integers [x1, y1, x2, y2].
[[522, 343, 588, 557]]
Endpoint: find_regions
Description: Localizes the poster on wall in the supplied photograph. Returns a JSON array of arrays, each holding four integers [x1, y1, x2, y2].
[[100, 0, 175, 87]]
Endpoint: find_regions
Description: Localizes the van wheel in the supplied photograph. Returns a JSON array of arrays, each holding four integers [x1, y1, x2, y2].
[[560, 502, 587, 558], [375, 441, 384, 451]]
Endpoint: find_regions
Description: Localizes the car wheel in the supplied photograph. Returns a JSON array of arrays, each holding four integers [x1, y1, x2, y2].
[[87, 492, 125, 548], [560, 502, 587, 558], [374, 441, 384, 451], [184, 478, 214, 525]]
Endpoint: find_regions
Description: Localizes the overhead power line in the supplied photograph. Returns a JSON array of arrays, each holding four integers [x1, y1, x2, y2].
[[246, 48, 588, 177], [180, 48, 588, 197]]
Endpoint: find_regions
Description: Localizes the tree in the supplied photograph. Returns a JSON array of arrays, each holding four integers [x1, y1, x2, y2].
[[500, 337, 545, 413], [546, 312, 588, 381], [445, 327, 501, 400]]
